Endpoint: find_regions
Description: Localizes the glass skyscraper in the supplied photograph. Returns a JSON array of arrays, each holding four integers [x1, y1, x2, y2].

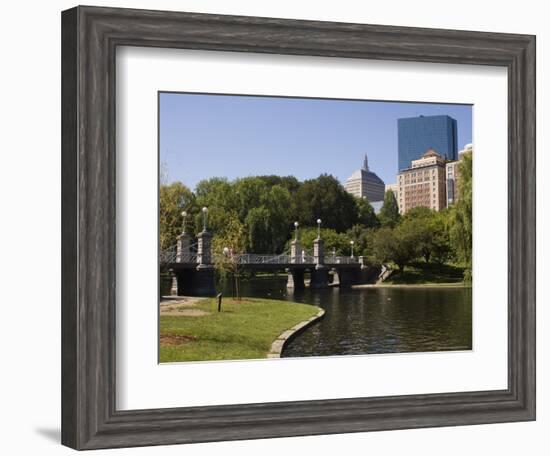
[[397, 115, 458, 171]]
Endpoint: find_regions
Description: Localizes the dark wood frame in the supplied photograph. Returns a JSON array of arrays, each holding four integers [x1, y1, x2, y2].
[[61, 5, 536, 450]]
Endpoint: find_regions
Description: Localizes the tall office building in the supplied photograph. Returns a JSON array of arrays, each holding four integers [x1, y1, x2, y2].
[[397, 115, 458, 171], [343, 154, 385, 202]]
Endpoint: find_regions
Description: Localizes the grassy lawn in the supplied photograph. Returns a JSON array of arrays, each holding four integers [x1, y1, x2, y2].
[[386, 262, 466, 285], [159, 297, 319, 363]]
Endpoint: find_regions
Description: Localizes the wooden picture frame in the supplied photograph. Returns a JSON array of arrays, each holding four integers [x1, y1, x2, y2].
[[61, 5, 536, 450]]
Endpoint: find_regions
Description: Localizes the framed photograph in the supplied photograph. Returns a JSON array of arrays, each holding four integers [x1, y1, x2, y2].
[[61, 5, 536, 450]]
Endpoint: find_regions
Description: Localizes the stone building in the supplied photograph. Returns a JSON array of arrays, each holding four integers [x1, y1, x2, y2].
[[396, 148, 447, 213], [343, 154, 385, 202]]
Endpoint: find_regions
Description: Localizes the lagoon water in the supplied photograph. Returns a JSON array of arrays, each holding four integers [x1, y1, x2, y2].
[[236, 276, 472, 357]]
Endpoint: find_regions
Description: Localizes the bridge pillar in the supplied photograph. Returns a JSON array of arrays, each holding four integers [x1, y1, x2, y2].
[[310, 237, 329, 288], [196, 230, 212, 265], [176, 232, 191, 262], [172, 269, 195, 296], [330, 269, 340, 285], [310, 267, 329, 289], [286, 268, 305, 289], [170, 275, 178, 295], [188, 230, 216, 296], [337, 268, 361, 288], [313, 237, 325, 265], [290, 236, 301, 264], [187, 267, 216, 296]]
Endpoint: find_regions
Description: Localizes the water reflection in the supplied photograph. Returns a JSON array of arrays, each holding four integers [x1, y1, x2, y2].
[[234, 276, 472, 357]]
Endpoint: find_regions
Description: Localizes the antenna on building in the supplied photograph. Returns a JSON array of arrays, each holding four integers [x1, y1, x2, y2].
[[363, 153, 369, 171]]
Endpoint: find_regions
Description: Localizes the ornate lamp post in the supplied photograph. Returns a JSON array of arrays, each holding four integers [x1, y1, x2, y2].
[[201, 206, 208, 232], [316, 218, 322, 239], [350, 240, 355, 259], [181, 210, 187, 234], [294, 221, 299, 240]]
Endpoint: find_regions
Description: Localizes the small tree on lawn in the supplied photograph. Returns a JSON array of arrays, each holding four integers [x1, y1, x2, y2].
[[213, 214, 247, 300]]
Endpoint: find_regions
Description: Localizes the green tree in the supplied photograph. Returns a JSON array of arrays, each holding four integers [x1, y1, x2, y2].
[[212, 214, 247, 299], [379, 190, 400, 228], [194, 177, 239, 234], [430, 211, 453, 265], [260, 185, 293, 252], [211, 213, 247, 256], [245, 207, 272, 253], [284, 227, 349, 256], [294, 174, 358, 232], [356, 196, 380, 229], [257, 175, 301, 194], [346, 224, 373, 258], [195, 177, 295, 254], [400, 207, 435, 263], [371, 225, 416, 271], [159, 182, 196, 250], [399, 206, 453, 265], [449, 151, 473, 281], [234, 177, 268, 221]]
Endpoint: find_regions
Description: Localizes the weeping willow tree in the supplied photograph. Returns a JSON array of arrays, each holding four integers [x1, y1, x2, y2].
[[449, 151, 473, 282]]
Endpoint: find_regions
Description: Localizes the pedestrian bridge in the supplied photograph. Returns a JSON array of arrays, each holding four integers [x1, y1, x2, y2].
[[160, 226, 379, 296]]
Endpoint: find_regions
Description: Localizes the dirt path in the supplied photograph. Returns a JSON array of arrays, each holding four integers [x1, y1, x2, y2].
[[159, 296, 210, 316]]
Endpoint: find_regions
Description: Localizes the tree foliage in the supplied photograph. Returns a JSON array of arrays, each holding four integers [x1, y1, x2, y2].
[[356, 197, 380, 229], [379, 190, 400, 227], [294, 174, 358, 233], [372, 205, 455, 271], [212, 214, 247, 299], [159, 182, 196, 249], [371, 226, 416, 271], [346, 224, 374, 258], [160, 159, 471, 284], [449, 151, 473, 281], [284, 227, 350, 256]]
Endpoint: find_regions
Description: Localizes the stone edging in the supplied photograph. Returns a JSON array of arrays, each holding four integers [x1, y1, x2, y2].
[[267, 308, 325, 358]]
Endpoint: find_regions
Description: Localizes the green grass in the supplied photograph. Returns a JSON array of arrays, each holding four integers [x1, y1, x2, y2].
[[159, 297, 319, 363], [386, 262, 466, 285]]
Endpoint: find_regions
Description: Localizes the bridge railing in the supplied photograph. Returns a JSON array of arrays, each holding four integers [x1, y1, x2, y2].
[[299, 255, 316, 264], [161, 246, 358, 266], [179, 253, 198, 263], [160, 245, 178, 264], [160, 242, 198, 265], [215, 253, 293, 265], [325, 256, 359, 265]]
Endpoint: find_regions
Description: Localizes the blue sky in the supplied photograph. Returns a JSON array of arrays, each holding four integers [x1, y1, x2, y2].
[[159, 92, 472, 190]]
